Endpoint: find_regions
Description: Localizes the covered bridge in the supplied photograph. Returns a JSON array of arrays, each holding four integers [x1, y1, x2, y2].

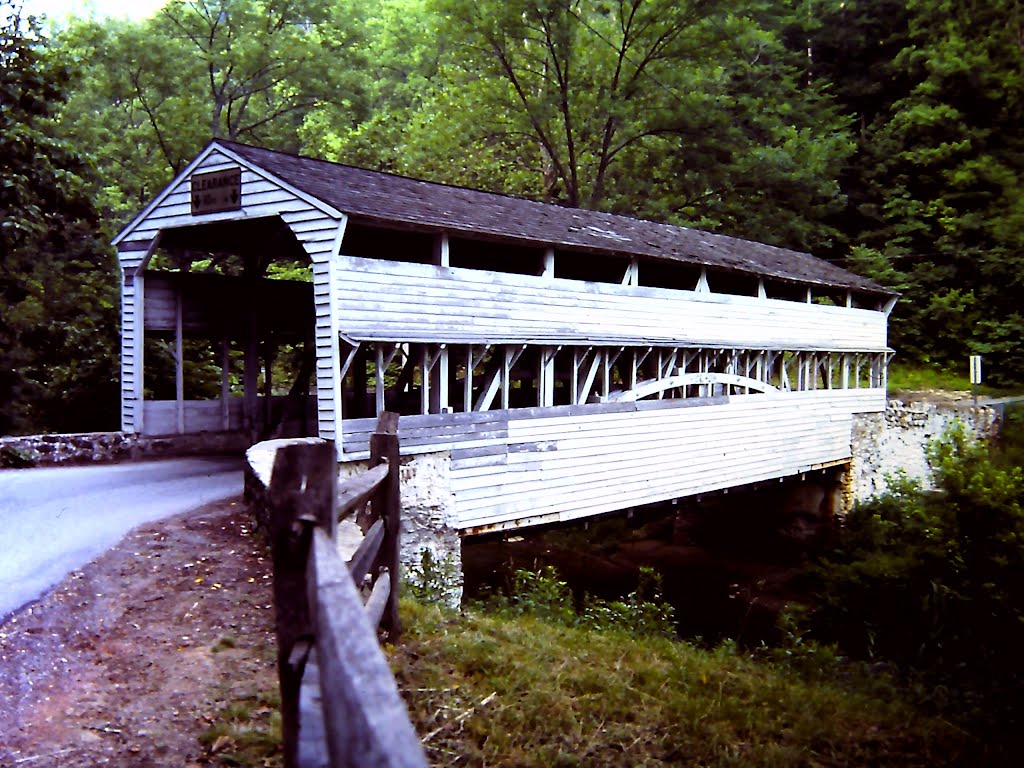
[[114, 140, 895, 533]]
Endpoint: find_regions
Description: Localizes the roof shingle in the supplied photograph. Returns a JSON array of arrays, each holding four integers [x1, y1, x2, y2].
[[218, 140, 892, 296]]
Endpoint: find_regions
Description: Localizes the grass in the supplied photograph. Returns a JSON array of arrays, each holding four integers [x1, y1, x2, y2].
[[390, 599, 971, 767], [887, 361, 1020, 397], [206, 596, 974, 765], [211, 634, 239, 652], [199, 691, 281, 767]]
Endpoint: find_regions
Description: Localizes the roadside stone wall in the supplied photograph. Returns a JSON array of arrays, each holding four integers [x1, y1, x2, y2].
[[0, 430, 250, 468], [851, 398, 1000, 502], [340, 452, 462, 605], [245, 440, 462, 606]]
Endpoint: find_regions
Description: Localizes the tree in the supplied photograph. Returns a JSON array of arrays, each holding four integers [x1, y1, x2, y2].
[[299, 0, 444, 173], [0, 1, 119, 434], [811, 0, 1024, 382], [308, 0, 855, 253], [51, 0, 368, 216]]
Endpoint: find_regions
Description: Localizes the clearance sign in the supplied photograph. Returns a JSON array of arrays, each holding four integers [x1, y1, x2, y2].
[[191, 168, 242, 215]]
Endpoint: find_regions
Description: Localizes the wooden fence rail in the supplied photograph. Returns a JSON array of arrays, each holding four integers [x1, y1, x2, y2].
[[267, 413, 427, 768]]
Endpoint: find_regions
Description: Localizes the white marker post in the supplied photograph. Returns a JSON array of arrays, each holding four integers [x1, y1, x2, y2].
[[970, 355, 983, 406]]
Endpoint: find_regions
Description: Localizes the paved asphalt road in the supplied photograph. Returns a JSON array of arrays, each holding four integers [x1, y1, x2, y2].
[[0, 457, 245, 620]]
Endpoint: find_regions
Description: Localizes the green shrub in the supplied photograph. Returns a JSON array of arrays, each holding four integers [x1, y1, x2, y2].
[[490, 565, 676, 639], [501, 566, 577, 625], [580, 567, 676, 638], [799, 423, 1024, 754], [403, 547, 462, 607], [0, 443, 35, 468]]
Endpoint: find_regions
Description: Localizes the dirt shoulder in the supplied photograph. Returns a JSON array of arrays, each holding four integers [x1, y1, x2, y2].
[[0, 499, 279, 767]]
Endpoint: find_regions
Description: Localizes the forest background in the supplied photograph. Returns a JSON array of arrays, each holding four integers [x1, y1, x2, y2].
[[2, 0, 1023, 435]]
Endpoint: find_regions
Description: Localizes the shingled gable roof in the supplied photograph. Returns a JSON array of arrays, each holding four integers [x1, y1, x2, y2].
[[215, 139, 893, 297]]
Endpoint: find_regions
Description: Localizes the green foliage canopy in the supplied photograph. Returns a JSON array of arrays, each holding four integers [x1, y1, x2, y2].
[[307, 0, 855, 253], [0, 2, 119, 435], [811, 0, 1024, 383], [51, 0, 369, 216]]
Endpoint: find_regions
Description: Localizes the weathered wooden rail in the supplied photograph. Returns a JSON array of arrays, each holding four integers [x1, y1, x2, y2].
[[267, 413, 427, 768]]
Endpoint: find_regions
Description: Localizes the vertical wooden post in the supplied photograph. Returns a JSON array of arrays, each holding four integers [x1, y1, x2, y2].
[[430, 345, 449, 413], [571, 348, 581, 404], [244, 306, 260, 433], [420, 346, 431, 415], [598, 348, 606, 397], [352, 344, 368, 419], [434, 232, 450, 267], [264, 337, 275, 432], [538, 347, 556, 407], [656, 349, 664, 399], [542, 247, 555, 278], [375, 345, 386, 415], [464, 346, 475, 413], [175, 289, 185, 434], [501, 347, 512, 409], [221, 337, 231, 430], [267, 441, 338, 768], [132, 270, 147, 433], [696, 268, 710, 293], [369, 412, 401, 642]]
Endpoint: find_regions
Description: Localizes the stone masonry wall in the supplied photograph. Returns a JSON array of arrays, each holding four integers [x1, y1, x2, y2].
[[340, 452, 462, 605], [851, 398, 1000, 503], [0, 430, 250, 468], [245, 440, 462, 606]]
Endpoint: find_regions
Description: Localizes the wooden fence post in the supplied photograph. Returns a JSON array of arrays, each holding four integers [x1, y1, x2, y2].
[[369, 412, 401, 642], [267, 440, 338, 768]]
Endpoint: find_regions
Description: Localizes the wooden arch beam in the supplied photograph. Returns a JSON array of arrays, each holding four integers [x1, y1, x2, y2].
[[603, 372, 782, 403]]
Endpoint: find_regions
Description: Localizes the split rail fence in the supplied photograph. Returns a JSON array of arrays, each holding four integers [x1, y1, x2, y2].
[[267, 413, 427, 768]]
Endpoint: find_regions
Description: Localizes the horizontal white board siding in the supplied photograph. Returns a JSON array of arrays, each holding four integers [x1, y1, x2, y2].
[[118, 149, 341, 263], [337, 388, 885, 531], [119, 254, 147, 432], [142, 399, 246, 435], [451, 389, 880, 530], [341, 411, 511, 458], [332, 256, 889, 351]]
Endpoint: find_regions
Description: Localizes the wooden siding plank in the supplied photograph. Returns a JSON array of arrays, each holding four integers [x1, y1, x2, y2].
[[451, 417, 850, 488], [331, 281, 882, 332], [452, 422, 850, 491], [429, 392, 868, 528], [331, 257, 887, 351], [333, 254, 885, 320], [453, 436, 852, 523]]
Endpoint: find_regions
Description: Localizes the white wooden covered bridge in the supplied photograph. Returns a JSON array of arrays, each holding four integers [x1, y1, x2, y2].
[[114, 140, 895, 534]]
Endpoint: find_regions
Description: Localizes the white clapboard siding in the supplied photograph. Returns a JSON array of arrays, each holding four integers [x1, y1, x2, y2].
[[451, 391, 877, 530], [118, 252, 148, 433], [332, 256, 889, 351], [114, 144, 345, 438], [337, 388, 884, 532], [142, 399, 247, 435], [115, 146, 342, 264], [314, 249, 345, 441]]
